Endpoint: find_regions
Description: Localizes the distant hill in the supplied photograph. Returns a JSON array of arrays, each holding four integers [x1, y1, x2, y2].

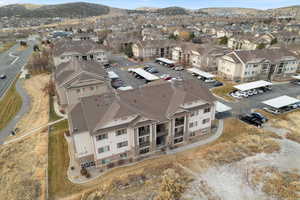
[[0, 2, 110, 18], [198, 7, 264, 16], [266, 5, 300, 18], [157, 7, 189, 15]]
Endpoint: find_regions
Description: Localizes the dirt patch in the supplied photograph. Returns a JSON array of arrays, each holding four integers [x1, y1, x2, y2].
[[14, 74, 50, 136]]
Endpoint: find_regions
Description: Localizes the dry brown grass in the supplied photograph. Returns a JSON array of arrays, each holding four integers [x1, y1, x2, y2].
[[14, 74, 50, 135], [52, 118, 281, 199], [211, 78, 237, 102], [0, 130, 48, 200], [250, 167, 300, 200]]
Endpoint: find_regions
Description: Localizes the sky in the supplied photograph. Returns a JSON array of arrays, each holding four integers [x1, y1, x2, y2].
[[0, 0, 299, 9]]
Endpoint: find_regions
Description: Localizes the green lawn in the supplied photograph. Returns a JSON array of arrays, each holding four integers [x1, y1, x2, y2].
[[49, 95, 62, 122], [0, 79, 22, 131], [48, 120, 87, 199]]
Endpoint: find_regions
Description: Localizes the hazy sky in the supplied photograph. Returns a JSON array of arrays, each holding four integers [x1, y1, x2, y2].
[[0, 0, 299, 9]]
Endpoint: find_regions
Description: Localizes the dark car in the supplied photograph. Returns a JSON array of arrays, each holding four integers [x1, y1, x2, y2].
[[250, 112, 268, 123], [111, 79, 124, 89], [0, 74, 6, 79], [239, 115, 262, 127], [213, 81, 223, 87]]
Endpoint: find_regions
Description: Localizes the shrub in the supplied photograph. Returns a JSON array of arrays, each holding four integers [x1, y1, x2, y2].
[[80, 167, 88, 176]]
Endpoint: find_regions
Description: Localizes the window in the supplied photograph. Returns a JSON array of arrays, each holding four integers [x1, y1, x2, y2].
[[117, 141, 128, 148], [174, 137, 183, 144], [120, 153, 127, 158], [202, 118, 210, 124], [116, 129, 127, 136], [189, 122, 194, 128], [101, 159, 110, 164], [174, 126, 184, 138], [96, 133, 108, 141], [204, 108, 211, 113], [90, 86, 94, 91], [139, 147, 150, 154], [98, 145, 110, 154], [175, 117, 185, 126], [76, 89, 80, 93], [138, 126, 150, 137]]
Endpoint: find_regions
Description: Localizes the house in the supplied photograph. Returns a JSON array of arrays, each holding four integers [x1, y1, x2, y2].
[[172, 42, 228, 71], [218, 48, 299, 82], [273, 31, 300, 45], [132, 40, 175, 61], [53, 40, 108, 66], [68, 79, 216, 170], [54, 59, 111, 109]]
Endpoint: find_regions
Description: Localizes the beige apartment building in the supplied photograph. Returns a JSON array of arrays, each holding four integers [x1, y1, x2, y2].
[[54, 59, 111, 109], [132, 40, 174, 61], [218, 48, 299, 82], [53, 39, 108, 66], [68, 80, 216, 170]]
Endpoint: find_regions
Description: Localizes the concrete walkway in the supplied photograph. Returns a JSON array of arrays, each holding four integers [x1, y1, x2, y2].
[[0, 78, 31, 144], [66, 119, 224, 184], [53, 95, 67, 118], [3, 117, 66, 146]]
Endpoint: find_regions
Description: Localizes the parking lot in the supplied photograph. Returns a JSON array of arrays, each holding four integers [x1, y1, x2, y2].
[[107, 57, 218, 89], [108, 55, 300, 118]]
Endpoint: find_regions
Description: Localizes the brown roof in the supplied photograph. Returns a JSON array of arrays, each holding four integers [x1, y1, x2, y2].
[[53, 39, 105, 57], [69, 79, 215, 133], [55, 59, 108, 86], [232, 48, 298, 64]]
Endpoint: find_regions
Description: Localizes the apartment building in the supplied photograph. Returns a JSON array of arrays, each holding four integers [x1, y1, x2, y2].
[[172, 42, 227, 71], [132, 40, 175, 61], [68, 80, 216, 170], [54, 59, 111, 109], [218, 48, 299, 82], [53, 39, 108, 66]]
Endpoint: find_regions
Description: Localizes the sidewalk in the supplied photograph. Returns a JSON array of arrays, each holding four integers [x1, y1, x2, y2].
[[53, 96, 67, 118], [66, 119, 224, 184]]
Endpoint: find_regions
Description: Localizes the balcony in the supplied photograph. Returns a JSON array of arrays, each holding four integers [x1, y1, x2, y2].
[[139, 141, 150, 148]]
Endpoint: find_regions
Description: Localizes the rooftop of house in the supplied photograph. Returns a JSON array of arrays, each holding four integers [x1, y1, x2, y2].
[[225, 48, 298, 64], [53, 39, 105, 57], [68, 79, 216, 134], [55, 59, 108, 87]]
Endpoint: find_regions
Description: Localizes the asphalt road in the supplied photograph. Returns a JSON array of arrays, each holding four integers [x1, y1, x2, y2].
[[0, 40, 35, 98]]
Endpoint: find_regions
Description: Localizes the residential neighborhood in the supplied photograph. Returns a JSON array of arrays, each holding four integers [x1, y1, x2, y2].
[[0, 1, 300, 200]]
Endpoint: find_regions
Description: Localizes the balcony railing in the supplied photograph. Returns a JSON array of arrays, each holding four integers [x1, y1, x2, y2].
[[139, 141, 150, 148]]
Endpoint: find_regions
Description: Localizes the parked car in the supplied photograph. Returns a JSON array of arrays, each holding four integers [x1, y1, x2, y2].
[[250, 112, 268, 123], [213, 81, 223, 87], [239, 115, 262, 127], [146, 67, 159, 73], [290, 80, 300, 85], [174, 66, 184, 71], [111, 79, 124, 89], [0, 74, 6, 79]]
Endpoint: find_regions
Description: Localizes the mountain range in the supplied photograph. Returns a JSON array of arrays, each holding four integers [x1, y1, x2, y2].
[[0, 2, 299, 18]]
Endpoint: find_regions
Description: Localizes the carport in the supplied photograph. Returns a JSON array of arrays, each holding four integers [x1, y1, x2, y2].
[[262, 95, 300, 113], [234, 80, 272, 91], [215, 101, 232, 119], [130, 68, 159, 82], [187, 68, 215, 80]]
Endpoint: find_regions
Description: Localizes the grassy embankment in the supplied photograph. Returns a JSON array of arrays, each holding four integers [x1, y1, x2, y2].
[[0, 79, 22, 131]]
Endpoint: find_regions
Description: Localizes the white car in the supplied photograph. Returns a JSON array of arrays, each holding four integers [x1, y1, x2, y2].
[[247, 90, 254, 96], [204, 78, 215, 83], [236, 91, 248, 98], [231, 92, 242, 99]]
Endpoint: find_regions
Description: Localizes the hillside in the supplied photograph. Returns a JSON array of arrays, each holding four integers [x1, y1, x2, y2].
[[0, 2, 110, 18], [198, 7, 264, 16], [266, 5, 300, 18]]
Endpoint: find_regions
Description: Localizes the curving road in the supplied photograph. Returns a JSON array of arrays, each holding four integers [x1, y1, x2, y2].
[[0, 38, 37, 144]]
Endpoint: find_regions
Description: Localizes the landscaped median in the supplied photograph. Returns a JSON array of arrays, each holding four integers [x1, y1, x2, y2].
[[211, 79, 236, 102], [0, 79, 22, 131]]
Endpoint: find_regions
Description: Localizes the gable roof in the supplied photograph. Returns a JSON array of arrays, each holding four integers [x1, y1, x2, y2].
[[69, 79, 216, 133]]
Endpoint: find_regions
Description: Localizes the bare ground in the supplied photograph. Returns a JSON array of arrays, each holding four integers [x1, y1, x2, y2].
[[14, 74, 50, 136], [0, 74, 49, 200]]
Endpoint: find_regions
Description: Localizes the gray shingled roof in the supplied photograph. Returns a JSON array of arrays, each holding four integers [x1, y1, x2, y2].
[[69, 79, 216, 134]]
